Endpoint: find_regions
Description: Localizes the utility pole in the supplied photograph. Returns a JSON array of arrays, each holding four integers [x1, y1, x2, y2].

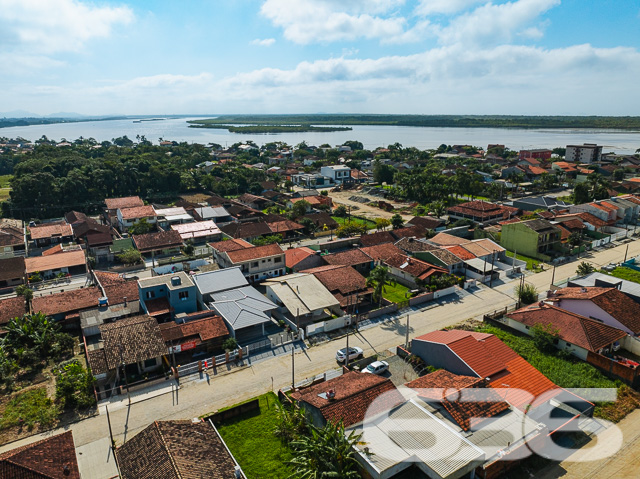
[[624, 244, 629, 263], [345, 325, 350, 368], [405, 314, 410, 348], [551, 264, 556, 288], [118, 345, 131, 404], [489, 251, 496, 288], [291, 344, 295, 390]]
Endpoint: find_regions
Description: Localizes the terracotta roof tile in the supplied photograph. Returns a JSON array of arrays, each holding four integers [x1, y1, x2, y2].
[[100, 315, 166, 369], [116, 420, 238, 479], [0, 430, 79, 479], [209, 238, 253, 253], [28, 223, 73, 241], [226, 243, 284, 263], [552, 287, 640, 334], [359, 231, 396, 247], [32, 286, 101, 317], [426, 248, 463, 266], [359, 243, 404, 262], [267, 219, 304, 234], [119, 205, 156, 220], [323, 248, 372, 267], [159, 314, 228, 343], [384, 253, 448, 281], [0, 225, 24, 247], [291, 371, 404, 427], [220, 221, 271, 239], [390, 225, 426, 240], [25, 250, 86, 274], [508, 303, 627, 352], [303, 212, 339, 230], [105, 196, 144, 210], [407, 216, 443, 230], [133, 230, 182, 253], [94, 271, 140, 304], [395, 237, 439, 253], [0, 257, 25, 282], [0, 296, 26, 326], [285, 247, 317, 269], [430, 232, 468, 246], [302, 265, 372, 304], [444, 245, 476, 261]]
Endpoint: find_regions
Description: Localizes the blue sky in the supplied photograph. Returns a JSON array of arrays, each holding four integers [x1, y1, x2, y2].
[[1, 0, 639, 116]]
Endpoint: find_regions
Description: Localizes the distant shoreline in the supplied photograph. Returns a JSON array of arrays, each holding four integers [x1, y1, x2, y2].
[[188, 123, 352, 133]]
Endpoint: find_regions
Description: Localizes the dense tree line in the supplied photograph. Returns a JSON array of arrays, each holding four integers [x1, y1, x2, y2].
[[2, 137, 267, 219]]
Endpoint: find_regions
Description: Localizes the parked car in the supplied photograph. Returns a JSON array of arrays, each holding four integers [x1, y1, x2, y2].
[[602, 263, 617, 272], [336, 346, 363, 363], [363, 360, 389, 375]]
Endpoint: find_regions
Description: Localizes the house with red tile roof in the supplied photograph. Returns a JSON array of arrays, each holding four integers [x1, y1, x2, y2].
[[569, 201, 618, 225], [116, 420, 244, 479], [159, 311, 229, 355], [411, 329, 594, 423], [117, 204, 157, 232], [285, 246, 323, 272], [322, 248, 373, 274], [302, 264, 373, 308], [0, 256, 26, 288], [548, 287, 640, 335], [25, 249, 87, 279], [218, 243, 286, 283], [28, 222, 74, 247], [0, 296, 27, 330], [0, 430, 80, 479], [209, 238, 253, 264], [133, 230, 183, 256], [407, 215, 444, 231], [32, 286, 102, 323], [358, 230, 396, 247], [507, 303, 627, 360], [290, 370, 404, 428], [447, 200, 519, 225], [359, 242, 404, 265], [429, 232, 469, 246], [0, 224, 26, 257], [384, 253, 448, 288]]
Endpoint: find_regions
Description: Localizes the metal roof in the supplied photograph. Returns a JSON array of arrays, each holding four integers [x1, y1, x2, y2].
[[351, 399, 484, 479], [262, 273, 338, 315], [192, 267, 248, 295], [208, 286, 277, 331]]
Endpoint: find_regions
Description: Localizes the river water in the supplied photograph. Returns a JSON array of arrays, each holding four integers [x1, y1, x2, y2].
[[2, 117, 639, 153]]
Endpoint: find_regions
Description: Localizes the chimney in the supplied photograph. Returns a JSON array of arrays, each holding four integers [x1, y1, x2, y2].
[[123, 296, 127, 306]]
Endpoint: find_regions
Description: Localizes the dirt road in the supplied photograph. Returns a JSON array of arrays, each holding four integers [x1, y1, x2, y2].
[[329, 188, 414, 220]]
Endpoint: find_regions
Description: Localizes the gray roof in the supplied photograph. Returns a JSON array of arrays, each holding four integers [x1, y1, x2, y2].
[[209, 286, 277, 331], [569, 272, 640, 300], [194, 206, 230, 219], [192, 267, 248, 295]]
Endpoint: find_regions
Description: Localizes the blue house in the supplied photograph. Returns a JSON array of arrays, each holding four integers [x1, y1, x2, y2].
[[138, 272, 197, 322]]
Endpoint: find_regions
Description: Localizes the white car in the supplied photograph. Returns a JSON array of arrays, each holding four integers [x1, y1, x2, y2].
[[336, 347, 363, 363], [363, 361, 389, 375]]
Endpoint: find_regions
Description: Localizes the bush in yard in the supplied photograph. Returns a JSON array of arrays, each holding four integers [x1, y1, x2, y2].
[[531, 322, 560, 354], [515, 283, 538, 305], [15, 285, 33, 303], [336, 223, 367, 238], [223, 337, 238, 351], [117, 248, 142, 265], [334, 205, 347, 217], [274, 402, 309, 442], [390, 213, 404, 229], [54, 360, 95, 409], [576, 261, 596, 276]]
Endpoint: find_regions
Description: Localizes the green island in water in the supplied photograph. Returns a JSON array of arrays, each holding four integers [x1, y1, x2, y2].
[[187, 114, 640, 131]]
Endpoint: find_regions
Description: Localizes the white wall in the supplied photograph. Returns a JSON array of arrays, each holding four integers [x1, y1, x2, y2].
[[557, 299, 635, 335]]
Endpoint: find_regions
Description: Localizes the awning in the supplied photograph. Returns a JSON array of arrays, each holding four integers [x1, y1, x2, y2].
[[464, 258, 499, 273]]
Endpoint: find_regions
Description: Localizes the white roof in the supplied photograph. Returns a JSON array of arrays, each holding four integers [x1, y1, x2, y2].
[[171, 221, 221, 240], [154, 207, 188, 217], [262, 273, 339, 315], [350, 399, 484, 479]]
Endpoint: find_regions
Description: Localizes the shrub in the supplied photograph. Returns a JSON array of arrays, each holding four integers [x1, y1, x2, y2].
[[531, 323, 560, 354], [334, 205, 347, 217], [223, 337, 238, 351], [576, 261, 596, 276], [54, 360, 95, 409], [117, 248, 142, 265], [515, 283, 538, 305]]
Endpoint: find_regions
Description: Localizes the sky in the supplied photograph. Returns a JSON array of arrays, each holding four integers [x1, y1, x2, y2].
[[1, 0, 639, 116]]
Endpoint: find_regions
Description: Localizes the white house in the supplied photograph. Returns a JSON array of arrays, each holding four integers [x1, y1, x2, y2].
[[320, 165, 351, 184]]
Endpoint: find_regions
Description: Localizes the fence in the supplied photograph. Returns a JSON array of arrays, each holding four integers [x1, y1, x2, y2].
[[306, 315, 351, 336], [586, 351, 640, 388], [175, 346, 249, 378], [204, 399, 260, 424]]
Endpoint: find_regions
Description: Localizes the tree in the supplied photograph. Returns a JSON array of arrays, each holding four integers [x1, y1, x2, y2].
[[572, 182, 590, 204], [54, 360, 95, 409], [613, 169, 625, 181], [334, 205, 348, 217], [568, 231, 582, 247], [576, 261, 596, 276], [373, 160, 395, 184], [531, 322, 560, 354], [182, 240, 195, 258], [252, 234, 283, 246], [343, 140, 363, 151], [128, 218, 152, 235], [515, 283, 538, 305], [117, 248, 142, 265], [299, 217, 317, 235], [336, 223, 367, 238], [390, 214, 404, 230], [289, 421, 365, 479], [284, 180, 294, 192], [430, 201, 446, 217], [274, 403, 309, 442], [15, 285, 33, 303], [375, 218, 391, 231], [366, 266, 396, 306], [291, 199, 311, 218], [222, 337, 238, 351]]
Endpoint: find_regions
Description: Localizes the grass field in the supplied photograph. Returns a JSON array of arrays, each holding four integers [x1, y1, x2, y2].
[[331, 215, 376, 229], [0, 388, 59, 431], [505, 250, 541, 271], [381, 282, 411, 303], [0, 174, 11, 203], [217, 393, 293, 479], [605, 266, 640, 284]]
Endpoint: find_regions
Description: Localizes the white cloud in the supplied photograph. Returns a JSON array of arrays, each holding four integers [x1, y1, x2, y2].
[[0, 0, 134, 54], [436, 0, 560, 46], [260, 0, 421, 44], [415, 0, 485, 16], [251, 38, 276, 46]]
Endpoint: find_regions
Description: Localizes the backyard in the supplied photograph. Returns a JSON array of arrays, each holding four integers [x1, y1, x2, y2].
[[506, 250, 542, 271], [331, 215, 376, 230], [605, 266, 640, 284], [381, 282, 412, 303], [216, 393, 293, 479], [477, 325, 640, 422]]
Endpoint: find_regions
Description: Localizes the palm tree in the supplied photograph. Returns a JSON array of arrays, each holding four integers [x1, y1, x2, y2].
[[366, 266, 396, 306], [289, 421, 366, 479]]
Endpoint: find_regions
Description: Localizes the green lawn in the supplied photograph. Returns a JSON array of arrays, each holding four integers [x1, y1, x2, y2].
[[0, 388, 59, 431], [381, 282, 411, 303], [605, 267, 640, 284], [217, 393, 293, 479], [0, 175, 12, 188], [477, 326, 619, 390], [505, 250, 541, 271], [331, 215, 376, 229]]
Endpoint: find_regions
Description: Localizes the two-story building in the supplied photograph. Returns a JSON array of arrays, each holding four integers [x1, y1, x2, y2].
[[154, 206, 194, 230], [104, 196, 144, 227], [501, 219, 562, 260], [216, 243, 286, 283], [138, 272, 197, 322], [117, 205, 157, 232], [29, 222, 74, 248], [0, 224, 26, 258], [320, 165, 351, 184]]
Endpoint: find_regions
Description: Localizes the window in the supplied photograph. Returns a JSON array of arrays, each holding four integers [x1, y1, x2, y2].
[[144, 358, 157, 369], [274, 257, 282, 263], [146, 290, 155, 299], [179, 291, 189, 301], [252, 261, 259, 268]]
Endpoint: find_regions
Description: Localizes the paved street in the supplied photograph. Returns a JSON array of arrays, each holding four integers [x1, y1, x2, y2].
[[1, 239, 639, 478]]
